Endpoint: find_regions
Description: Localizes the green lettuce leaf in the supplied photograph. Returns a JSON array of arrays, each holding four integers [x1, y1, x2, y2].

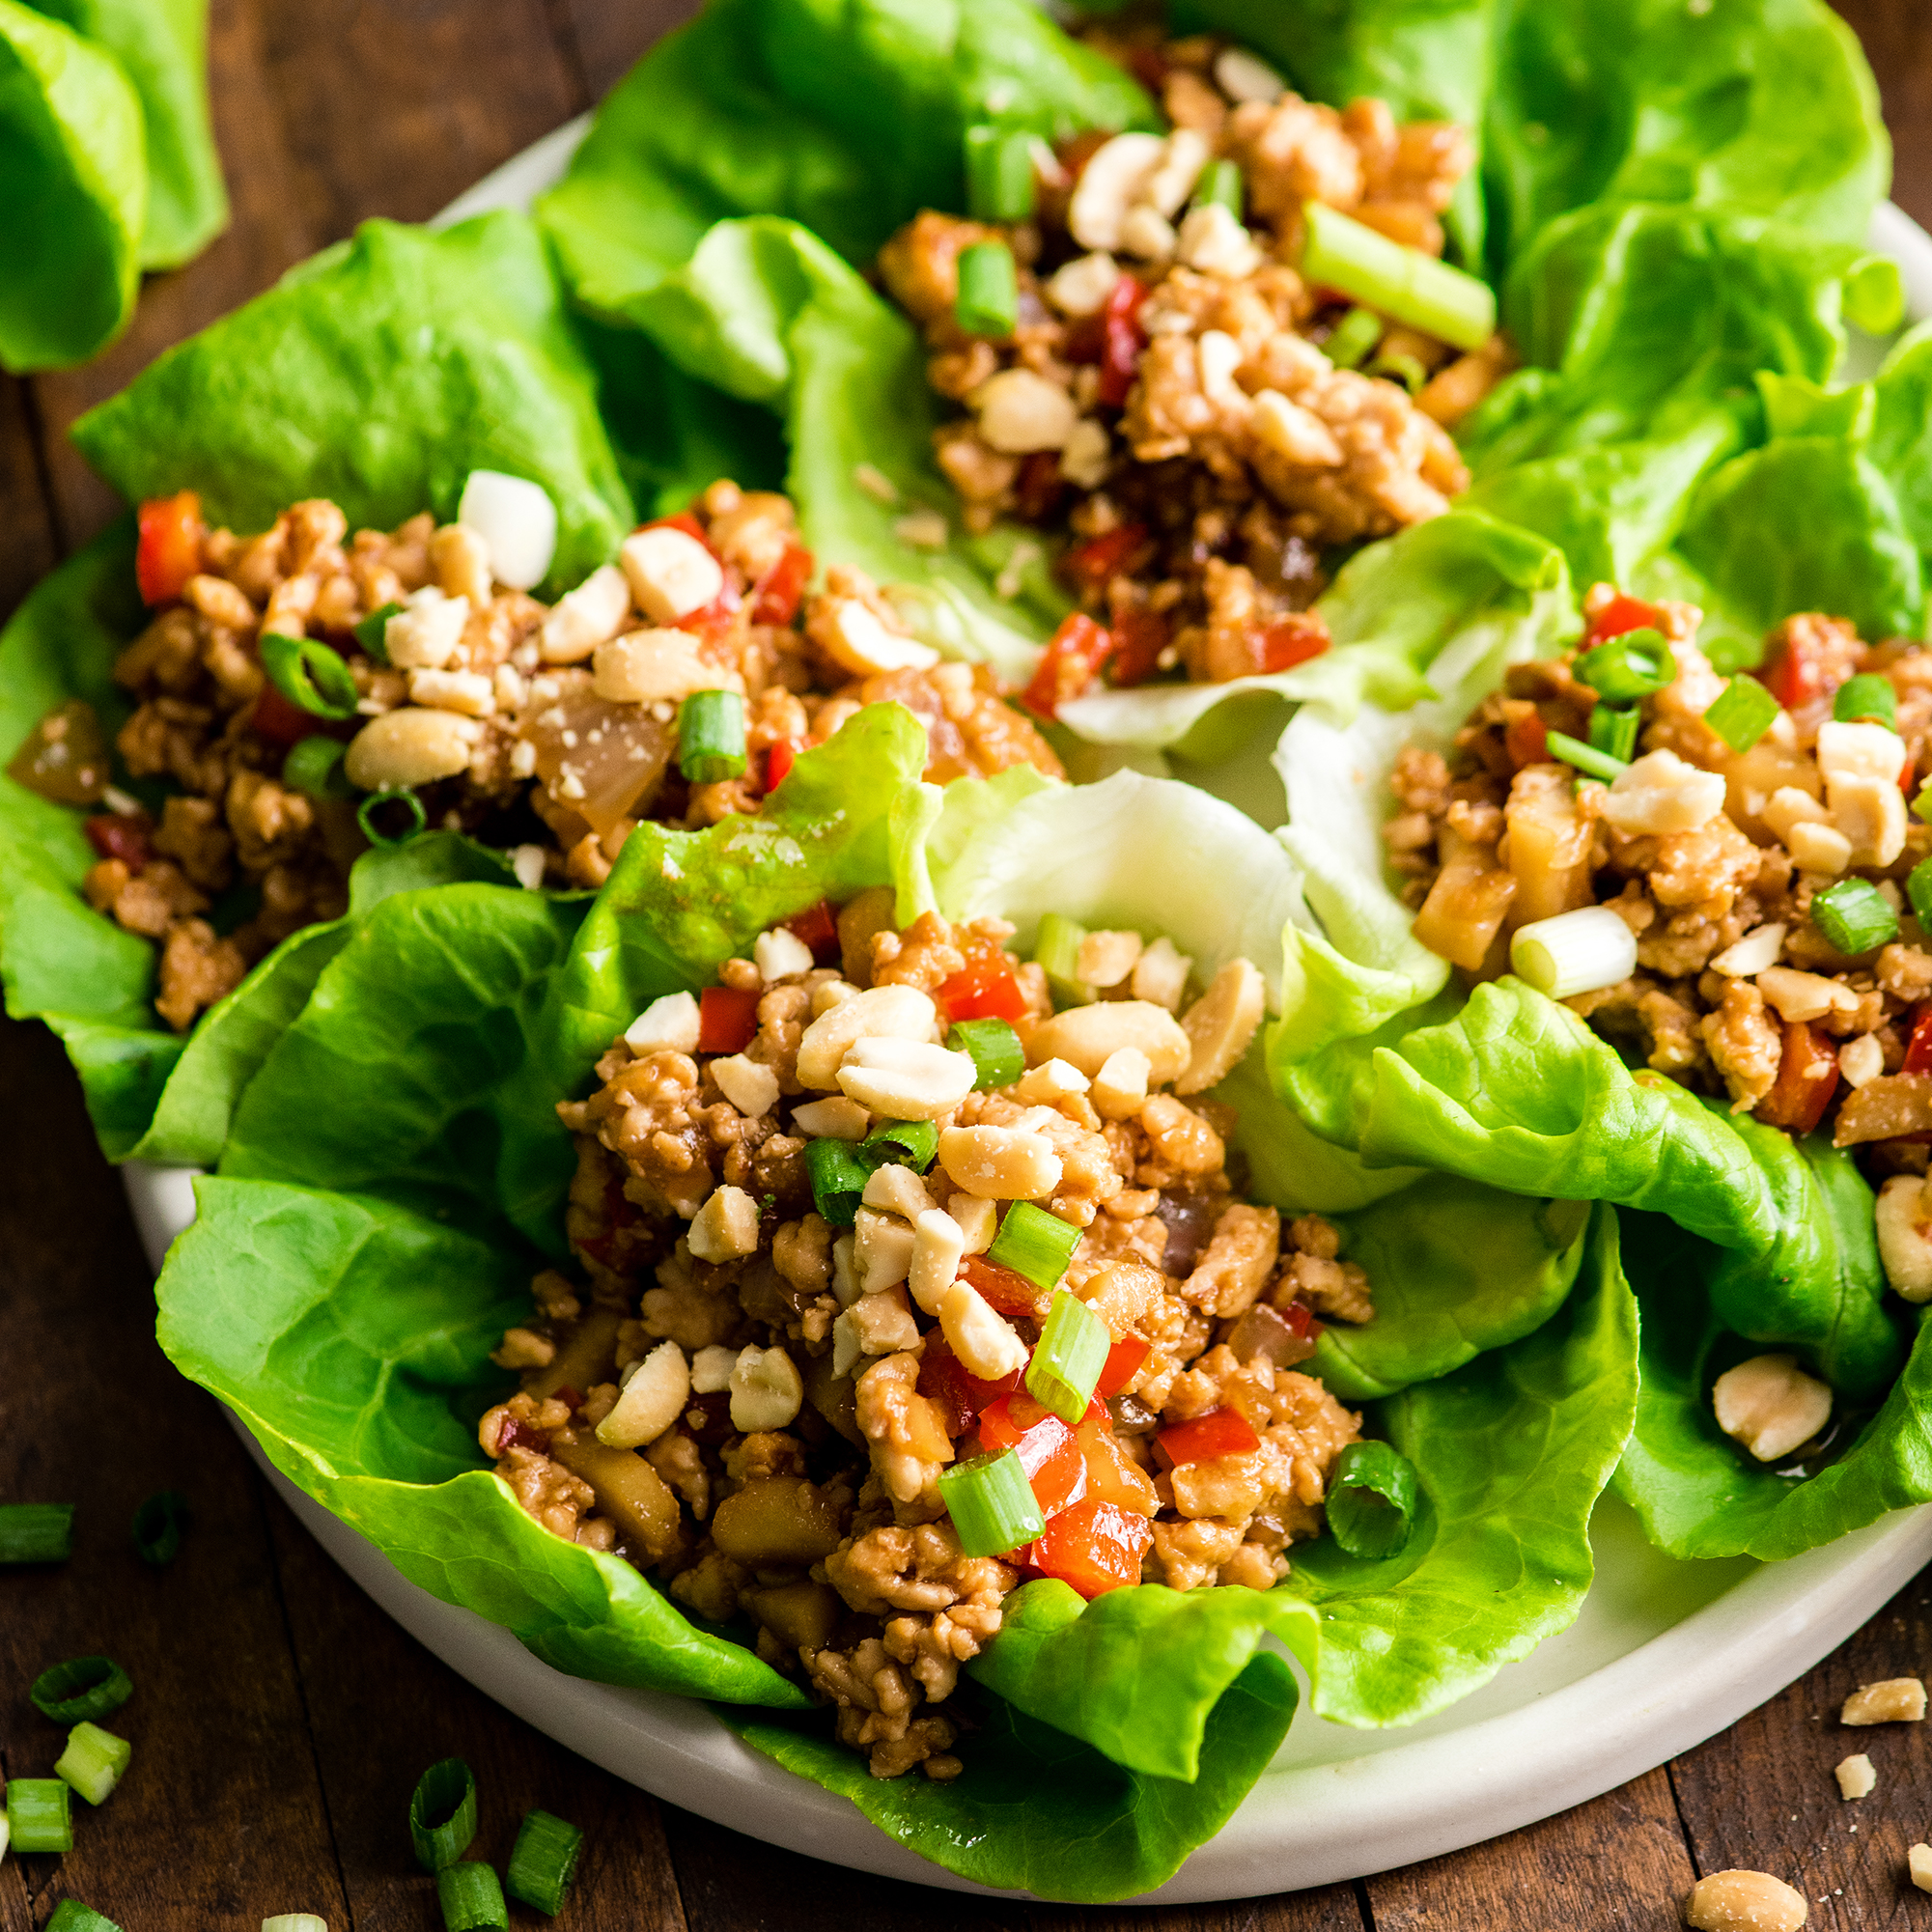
[[0, 0, 144, 373], [71, 212, 634, 597]]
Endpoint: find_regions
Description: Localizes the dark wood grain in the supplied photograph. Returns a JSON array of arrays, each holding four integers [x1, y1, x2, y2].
[[5, 2, 1932, 1927]]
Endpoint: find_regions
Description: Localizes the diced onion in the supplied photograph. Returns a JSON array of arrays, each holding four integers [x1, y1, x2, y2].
[[457, 470, 556, 591], [1509, 907, 1638, 1000]]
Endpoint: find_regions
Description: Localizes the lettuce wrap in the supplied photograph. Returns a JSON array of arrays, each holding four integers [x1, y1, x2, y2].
[[152, 719, 1638, 1897]]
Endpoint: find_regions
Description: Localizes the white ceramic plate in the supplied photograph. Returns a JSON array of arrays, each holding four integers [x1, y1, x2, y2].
[[115, 139, 1932, 1902]]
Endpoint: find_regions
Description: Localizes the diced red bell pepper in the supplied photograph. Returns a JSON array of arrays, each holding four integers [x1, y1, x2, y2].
[[1584, 594, 1665, 647], [1094, 1333, 1151, 1399], [1024, 1497, 1154, 1598], [1108, 606, 1167, 687], [1505, 709, 1549, 768], [550, 1385, 583, 1414], [83, 814, 151, 870], [1022, 612, 1115, 720], [1259, 614, 1331, 676], [696, 985, 760, 1055], [964, 1252, 1045, 1318], [1279, 1299, 1318, 1341], [1097, 273, 1148, 408], [763, 740, 797, 795], [917, 1338, 1020, 1438], [653, 511, 714, 548], [1155, 1405, 1262, 1470], [781, 896, 839, 962], [1755, 1021, 1841, 1135], [1060, 524, 1151, 600], [1759, 626, 1826, 713], [250, 682, 319, 749], [1016, 451, 1067, 524], [977, 1395, 1087, 1518], [645, 514, 740, 638], [936, 934, 1028, 1022], [1905, 1003, 1932, 1077], [751, 543, 813, 626], [135, 490, 204, 605]]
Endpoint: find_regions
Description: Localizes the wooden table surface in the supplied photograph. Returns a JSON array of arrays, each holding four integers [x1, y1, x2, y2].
[[4, 3, 1932, 1925]]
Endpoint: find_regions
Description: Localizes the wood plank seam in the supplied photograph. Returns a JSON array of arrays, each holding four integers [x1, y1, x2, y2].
[[539, 0, 596, 115]]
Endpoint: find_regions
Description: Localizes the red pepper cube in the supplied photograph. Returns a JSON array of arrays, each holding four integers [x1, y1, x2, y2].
[[250, 683, 321, 749], [697, 985, 760, 1055], [751, 543, 814, 626], [1754, 1021, 1841, 1135], [1022, 613, 1115, 720], [1094, 1333, 1150, 1399], [977, 1396, 1087, 1519], [1504, 709, 1549, 768], [1259, 614, 1330, 676], [763, 740, 797, 796], [936, 947, 1028, 1022], [135, 490, 204, 606], [1028, 1497, 1154, 1598], [1906, 1004, 1932, 1077], [1096, 274, 1148, 408], [1060, 523, 1151, 599], [1584, 594, 1665, 646], [780, 896, 839, 962], [1108, 607, 1167, 687], [1154, 1405, 1262, 1470], [963, 1252, 1046, 1319], [82, 814, 151, 870]]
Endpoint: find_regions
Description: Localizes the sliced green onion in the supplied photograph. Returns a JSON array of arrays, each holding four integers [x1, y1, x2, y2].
[[677, 689, 747, 784], [1575, 629, 1674, 701], [32, 1656, 132, 1723], [964, 124, 1036, 222], [261, 631, 359, 720], [948, 1018, 1024, 1090], [1586, 703, 1638, 765], [987, 1199, 1080, 1290], [353, 601, 402, 661], [1191, 158, 1243, 217], [805, 1134, 873, 1227], [938, 1448, 1046, 1558], [1032, 911, 1092, 1007], [46, 1905, 121, 1932], [1703, 675, 1780, 753], [1543, 730, 1628, 784], [436, 1862, 508, 1932], [506, 1808, 585, 1915], [1301, 201, 1496, 351], [955, 240, 1018, 340], [1509, 907, 1638, 1001], [57, 1721, 131, 1806], [132, 1489, 189, 1565], [1834, 672, 1898, 729], [0, 1501, 73, 1563], [262, 1918, 329, 1932], [357, 789, 428, 847], [1812, 878, 1899, 956], [1024, 1289, 1111, 1424], [283, 735, 351, 800], [409, 1757, 478, 1871], [1364, 351, 1427, 394], [1322, 305, 1383, 370], [861, 1118, 938, 1173], [1328, 1440, 1419, 1560], [1909, 856, 1932, 931], [8, 1778, 72, 1852]]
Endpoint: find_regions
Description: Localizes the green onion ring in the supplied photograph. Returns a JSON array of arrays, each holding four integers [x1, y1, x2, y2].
[[261, 631, 360, 719], [1574, 628, 1675, 701], [506, 1807, 586, 1915], [409, 1757, 478, 1872], [32, 1655, 132, 1723], [44, 1903, 120, 1932], [0, 1501, 74, 1564], [132, 1489, 190, 1566], [1328, 1440, 1420, 1560], [357, 788, 429, 847], [436, 1862, 508, 1932]]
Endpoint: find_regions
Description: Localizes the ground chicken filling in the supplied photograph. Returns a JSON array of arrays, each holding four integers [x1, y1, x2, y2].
[[480, 897, 1370, 1778], [877, 25, 1513, 708], [11, 480, 1059, 1032], [1389, 584, 1932, 1463]]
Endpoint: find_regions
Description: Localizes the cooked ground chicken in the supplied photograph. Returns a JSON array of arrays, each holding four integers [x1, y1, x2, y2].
[[12, 481, 1060, 1032], [482, 900, 1369, 1778], [876, 25, 1510, 706]]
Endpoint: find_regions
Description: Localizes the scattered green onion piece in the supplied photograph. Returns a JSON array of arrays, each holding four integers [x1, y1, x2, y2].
[[1703, 675, 1780, 753], [31, 1656, 132, 1723], [263, 1918, 328, 1932], [964, 125, 1036, 222], [677, 689, 747, 784], [987, 1199, 1081, 1291], [132, 1488, 190, 1565], [1191, 158, 1244, 217], [1024, 1289, 1111, 1425], [1301, 200, 1496, 351], [1032, 911, 1092, 1007], [1811, 878, 1899, 957], [1322, 305, 1383, 370], [1365, 351, 1427, 394], [505, 1808, 585, 1916], [1327, 1440, 1420, 1560], [46, 1905, 122, 1932], [1909, 856, 1932, 932], [409, 1757, 479, 1872], [938, 1448, 1046, 1558], [261, 631, 360, 720], [353, 601, 402, 662], [1574, 629, 1674, 701], [948, 1018, 1024, 1091], [1543, 730, 1628, 785], [1509, 907, 1640, 1001], [357, 788, 428, 847], [1916, 782, 1932, 827], [805, 1135, 873, 1227], [955, 240, 1019, 340], [860, 1118, 938, 1173], [283, 735, 351, 801], [1834, 672, 1898, 729], [1586, 703, 1638, 765], [436, 1862, 508, 1932], [0, 1501, 74, 1563], [56, 1722, 131, 1806], [8, 1778, 71, 1852]]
